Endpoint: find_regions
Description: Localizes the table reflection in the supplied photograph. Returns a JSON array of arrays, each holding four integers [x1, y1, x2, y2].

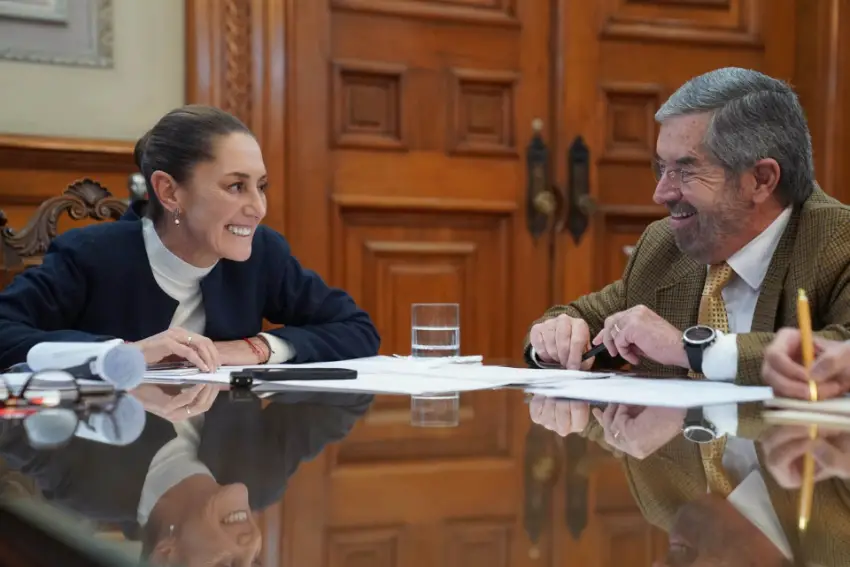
[[0, 390, 372, 566], [2, 382, 850, 567], [530, 394, 849, 567]]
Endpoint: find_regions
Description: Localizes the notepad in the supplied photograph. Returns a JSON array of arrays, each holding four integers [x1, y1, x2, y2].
[[765, 395, 850, 415], [763, 409, 850, 430], [525, 377, 774, 408]]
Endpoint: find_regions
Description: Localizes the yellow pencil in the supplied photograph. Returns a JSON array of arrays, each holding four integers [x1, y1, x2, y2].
[[797, 289, 818, 532]]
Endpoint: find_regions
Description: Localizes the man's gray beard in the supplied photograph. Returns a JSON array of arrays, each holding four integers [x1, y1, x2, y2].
[[671, 202, 753, 265], [673, 224, 716, 265]]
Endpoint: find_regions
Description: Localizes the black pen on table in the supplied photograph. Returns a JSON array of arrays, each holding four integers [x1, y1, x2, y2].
[[526, 343, 608, 405], [535, 342, 607, 369], [582, 342, 607, 361]]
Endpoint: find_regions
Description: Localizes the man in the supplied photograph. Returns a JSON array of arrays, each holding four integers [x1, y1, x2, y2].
[[528, 67, 850, 442]]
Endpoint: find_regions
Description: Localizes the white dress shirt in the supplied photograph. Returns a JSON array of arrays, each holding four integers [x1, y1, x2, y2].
[[136, 218, 297, 526], [727, 471, 792, 560]]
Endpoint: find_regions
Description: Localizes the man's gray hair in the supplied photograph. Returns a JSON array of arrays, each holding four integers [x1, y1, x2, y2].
[[655, 67, 814, 206]]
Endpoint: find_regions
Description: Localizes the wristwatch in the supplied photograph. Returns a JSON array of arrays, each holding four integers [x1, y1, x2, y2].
[[682, 325, 717, 374], [682, 406, 718, 443]]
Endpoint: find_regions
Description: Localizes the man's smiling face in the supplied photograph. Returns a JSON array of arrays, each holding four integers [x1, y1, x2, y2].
[[653, 113, 754, 265]]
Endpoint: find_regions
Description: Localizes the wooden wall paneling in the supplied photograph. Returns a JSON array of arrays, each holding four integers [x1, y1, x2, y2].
[[0, 134, 135, 230], [185, 0, 285, 233], [794, 0, 850, 204]]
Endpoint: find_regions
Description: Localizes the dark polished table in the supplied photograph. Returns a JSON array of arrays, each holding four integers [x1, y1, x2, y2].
[[0, 380, 847, 567]]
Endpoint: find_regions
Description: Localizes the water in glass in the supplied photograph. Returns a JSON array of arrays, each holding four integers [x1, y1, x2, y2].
[[411, 303, 459, 358], [409, 303, 461, 427]]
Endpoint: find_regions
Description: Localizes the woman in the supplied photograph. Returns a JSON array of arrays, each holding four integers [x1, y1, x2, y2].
[[0, 105, 380, 372]]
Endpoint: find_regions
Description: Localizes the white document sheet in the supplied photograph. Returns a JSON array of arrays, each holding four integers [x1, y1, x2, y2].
[[405, 365, 610, 384], [142, 355, 611, 390], [525, 377, 774, 408], [765, 395, 850, 415], [250, 372, 515, 395], [224, 355, 483, 374], [146, 369, 518, 395], [763, 409, 850, 430]]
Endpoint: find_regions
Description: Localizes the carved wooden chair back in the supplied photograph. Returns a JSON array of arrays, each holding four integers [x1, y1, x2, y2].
[[0, 178, 128, 289]]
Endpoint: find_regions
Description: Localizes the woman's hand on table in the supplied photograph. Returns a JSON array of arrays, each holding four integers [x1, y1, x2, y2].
[[131, 327, 220, 372], [130, 383, 220, 422]]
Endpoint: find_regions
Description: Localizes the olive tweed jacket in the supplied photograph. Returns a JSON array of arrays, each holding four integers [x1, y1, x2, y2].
[[526, 186, 850, 565], [524, 186, 850, 384]]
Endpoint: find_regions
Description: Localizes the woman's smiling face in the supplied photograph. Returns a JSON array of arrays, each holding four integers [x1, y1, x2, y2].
[[153, 131, 268, 266]]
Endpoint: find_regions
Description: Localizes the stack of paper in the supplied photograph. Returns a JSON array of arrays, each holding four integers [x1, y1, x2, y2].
[[143, 355, 613, 394], [525, 377, 774, 408], [141, 355, 776, 405], [763, 395, 850, 429], [765, 396, 850, 414]]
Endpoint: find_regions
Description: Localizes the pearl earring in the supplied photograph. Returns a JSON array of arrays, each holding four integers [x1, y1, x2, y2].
[[173, 209, 180, 226]]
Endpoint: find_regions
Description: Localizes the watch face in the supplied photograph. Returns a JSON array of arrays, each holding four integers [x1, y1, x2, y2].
[[683, 425, 716, 443], [685, 325, 715, 345]]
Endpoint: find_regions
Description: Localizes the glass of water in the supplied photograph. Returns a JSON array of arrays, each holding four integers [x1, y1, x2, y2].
[[411, 303, 460, 358], [410, 303, 460, 427]]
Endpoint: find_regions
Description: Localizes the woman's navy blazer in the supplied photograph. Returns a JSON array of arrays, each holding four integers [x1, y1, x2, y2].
[[0, 202, 380, 368]]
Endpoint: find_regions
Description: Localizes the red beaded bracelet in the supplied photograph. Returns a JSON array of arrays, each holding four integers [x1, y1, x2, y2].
[[243, 337, 266, 363]]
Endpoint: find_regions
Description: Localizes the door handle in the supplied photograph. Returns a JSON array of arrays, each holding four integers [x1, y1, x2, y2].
[[526, 125, 595, 242], [564, 136, 596, 244], [525, 119, 562, 239]]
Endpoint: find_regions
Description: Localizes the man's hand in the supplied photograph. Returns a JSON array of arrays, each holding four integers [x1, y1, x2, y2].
[[593, 305, 688, 368], [592, 403, 686, 459], [762, 328, 850, 399], [529, 314, 595, 370], [528, 395, 590, 436], [761, 424, 850, 488]]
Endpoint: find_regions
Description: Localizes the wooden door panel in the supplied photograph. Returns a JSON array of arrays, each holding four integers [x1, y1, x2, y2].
[[280, 1, 556, 566], [332, 209, 511, 356]]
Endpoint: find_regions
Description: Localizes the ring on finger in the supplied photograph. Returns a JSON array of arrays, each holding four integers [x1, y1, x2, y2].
[[613, 323, 622, 334], [186, 335, 193, 344], [186, 407, 192, 415], [613, 429, 620, 440]]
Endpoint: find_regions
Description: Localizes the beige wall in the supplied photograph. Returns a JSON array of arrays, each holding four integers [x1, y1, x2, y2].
[[0, 0, 184, 141]]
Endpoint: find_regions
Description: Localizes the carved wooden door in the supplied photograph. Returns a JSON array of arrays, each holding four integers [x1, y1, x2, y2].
[[276, 1, 560, 566]]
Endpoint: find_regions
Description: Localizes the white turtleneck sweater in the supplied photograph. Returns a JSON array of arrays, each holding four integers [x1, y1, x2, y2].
[[140, 217, 294, 363], [136, 218, 294, 527]]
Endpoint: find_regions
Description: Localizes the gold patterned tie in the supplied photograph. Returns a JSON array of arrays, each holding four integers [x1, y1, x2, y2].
[[691, 262, 736, 497]]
